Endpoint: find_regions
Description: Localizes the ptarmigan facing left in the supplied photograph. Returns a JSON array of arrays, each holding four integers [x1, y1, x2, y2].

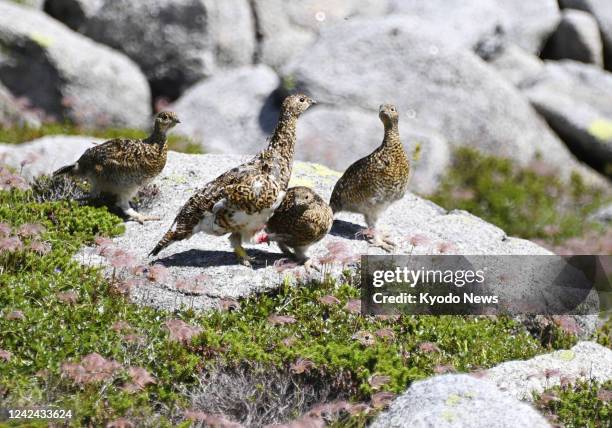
[[149, 94, 316, 266]]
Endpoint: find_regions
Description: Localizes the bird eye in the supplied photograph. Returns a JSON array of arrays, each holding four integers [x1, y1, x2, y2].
[[391, 108, 395, 112], [299, 97, 305, 102]]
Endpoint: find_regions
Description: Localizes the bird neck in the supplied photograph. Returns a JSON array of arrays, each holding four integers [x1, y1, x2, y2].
[[266, 112, 298, 159], [146, 124, 168, 146], [382, 121, 401, 148]]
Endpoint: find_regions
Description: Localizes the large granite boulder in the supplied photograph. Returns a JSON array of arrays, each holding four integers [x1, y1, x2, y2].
[[284, 16, 592, 182], [370, 374, 550, 428], [252, 0, 389, 69], [44, 0, 256, 99], [389, 0, 560, 55], [543, 9, 604, 66], [0, 2, 151, 128], [522, 60, 612, 172], [170, 65, 280, 155]]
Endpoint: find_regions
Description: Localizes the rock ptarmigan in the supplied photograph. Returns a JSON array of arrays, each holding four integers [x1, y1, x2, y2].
[[53, 111, 180, 223]]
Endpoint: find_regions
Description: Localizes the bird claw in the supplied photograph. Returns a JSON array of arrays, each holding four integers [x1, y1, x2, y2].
[[234, 247, 254, 267], [129, 214, 160, 224], [375, 241, 396, 253], [239, 257, 253, 267], [302, 258, 320, 272], [366, 234, 397, 253]]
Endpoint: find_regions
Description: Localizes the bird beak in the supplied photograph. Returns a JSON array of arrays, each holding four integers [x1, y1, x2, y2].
[[174, 119, 181, 123], [310, 99, 318, 105]]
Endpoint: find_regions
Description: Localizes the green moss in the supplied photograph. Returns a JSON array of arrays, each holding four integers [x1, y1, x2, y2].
[[534, 380, 611, 428], [428, 147, 609, 243], [0, 123, 202, 154], [596, 317, 612, 349]]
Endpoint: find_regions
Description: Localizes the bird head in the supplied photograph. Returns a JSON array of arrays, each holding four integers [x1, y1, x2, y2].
[[289, 186, 317, 207], [281, 94, 317, 117], [155, 111, 181, 131], [379, 104, 399, 126]]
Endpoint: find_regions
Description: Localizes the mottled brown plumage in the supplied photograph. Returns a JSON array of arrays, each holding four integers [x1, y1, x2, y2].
[[149, 94, 316, 266], [53, 111, 180, 223], [329, 104, 410, 251], [264, 186, 333, 266]]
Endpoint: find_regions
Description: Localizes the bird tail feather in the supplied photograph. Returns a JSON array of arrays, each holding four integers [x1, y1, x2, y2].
[[53, 163, 76, 177], [149, 225, 193, 257], [149, 231, 177, 257]]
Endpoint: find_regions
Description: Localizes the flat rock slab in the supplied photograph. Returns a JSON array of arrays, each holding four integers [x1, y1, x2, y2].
[[370, 374, 550, 428], [69, 152, 550, 312], [484, 341, 612, 400]]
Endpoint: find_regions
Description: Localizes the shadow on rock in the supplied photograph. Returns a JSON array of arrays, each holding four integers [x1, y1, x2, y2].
[[329, 219, 365, 241], [153, 248, 284, 270]]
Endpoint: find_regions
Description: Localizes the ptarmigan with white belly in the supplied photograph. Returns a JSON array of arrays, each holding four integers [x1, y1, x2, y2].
[[149, 94, 316, 266]]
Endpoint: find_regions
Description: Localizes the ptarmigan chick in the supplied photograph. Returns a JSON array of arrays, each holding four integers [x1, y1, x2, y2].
[[53, 111, 180, 224], [149, 94, 316, 266], [261, 186, 333, 269], [329, 104, 410, 251]]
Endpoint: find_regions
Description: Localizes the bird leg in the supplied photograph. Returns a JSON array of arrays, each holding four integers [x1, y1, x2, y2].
[[277, 242, 295, 258], [117, 197, 160, 224], [364, 213, 396, 252], [292, 246, 320, 272], [230, 232, 253, 267]]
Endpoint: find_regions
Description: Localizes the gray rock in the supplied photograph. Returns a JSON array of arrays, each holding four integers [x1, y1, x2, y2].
[[0, 82, 40, 128], [589, 202, 612, 223], [0, 135, 103, 181], [19, 0, 45, 8], [560, 0, 612, 68], [544, 9, 604, 66], [389, 0, 560, 55], [485, 341, 612, 400], [68, 151, 552, 312], [284, 17, 590, 181], [296, 106, 450, 194], [486, 44, 546, 88], [252, 0, 389, 69], [42, 0, 104, 32], [171, 65, 280, 154], [44, 0, 256, 99], [523, 60, 612, 172], [370, 374, 550, 428], [0, 1, 151, 128]]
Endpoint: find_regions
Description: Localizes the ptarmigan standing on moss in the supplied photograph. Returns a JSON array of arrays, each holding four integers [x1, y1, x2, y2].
[[53, 111, 180, 224], [329, 104, 410, 251], [149, 94, 316, 266], [261, 186, 333, 269]]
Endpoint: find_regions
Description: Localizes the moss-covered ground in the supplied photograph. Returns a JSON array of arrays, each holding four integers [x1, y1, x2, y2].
[[0, 186, 582, 427], [428, 147, 609, 245], [534, 380, 611, 428]]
